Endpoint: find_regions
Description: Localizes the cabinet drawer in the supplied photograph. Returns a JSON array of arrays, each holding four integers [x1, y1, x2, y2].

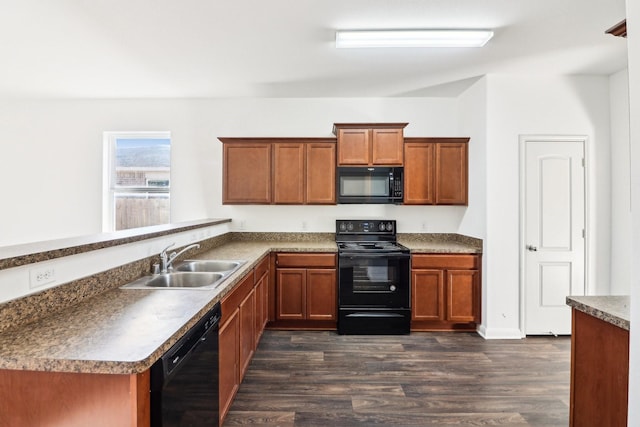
[[276, 253, 336, 268], [254, 255, 269, 281], [412, 254, 479, 270]]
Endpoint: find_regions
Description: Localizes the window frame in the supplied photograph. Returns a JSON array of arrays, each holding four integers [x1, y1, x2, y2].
[[102, 131, 171, 232]]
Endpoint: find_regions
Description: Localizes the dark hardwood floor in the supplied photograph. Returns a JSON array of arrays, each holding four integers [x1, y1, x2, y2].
[[224, 330, 571, 426]]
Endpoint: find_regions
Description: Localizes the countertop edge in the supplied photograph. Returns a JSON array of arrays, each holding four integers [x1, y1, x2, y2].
[[566, 295, 630, 331]]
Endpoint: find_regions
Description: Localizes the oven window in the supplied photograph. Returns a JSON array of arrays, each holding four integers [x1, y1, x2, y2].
[[340, 175, 390, 197], [352, 263, 398, 293]]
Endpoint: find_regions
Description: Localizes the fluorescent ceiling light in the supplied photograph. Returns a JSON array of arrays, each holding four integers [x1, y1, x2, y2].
[[335, 29, 494, 48]]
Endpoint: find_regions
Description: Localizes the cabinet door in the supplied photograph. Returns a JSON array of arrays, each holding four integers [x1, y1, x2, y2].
[[372, 128, 403, 165], [276, 268, 306, 320], [223, 143, 272, 204], [273, 143, 305, 204], [435, 142, 468, 205], [412, 269, 445, 321], [219, 308, 239, 424], [403, 142, 435, 204], [254, 275, 264, 345], [306, 269, 337, 321], [238, 288, 255, 380], [306, 143, 336, 204], [337, 128, 370, 165], [447, 269, 479, 322], [254, 271, 269, 345]]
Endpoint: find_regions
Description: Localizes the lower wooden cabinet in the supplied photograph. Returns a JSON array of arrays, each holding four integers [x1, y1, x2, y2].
[[570, 309, 629, 426], [274, 253, 337, 329], [411, 254, 480, 331], [0, 369, 150, 427], [219, 255, 270, 425], [218, 307, 240, 422]]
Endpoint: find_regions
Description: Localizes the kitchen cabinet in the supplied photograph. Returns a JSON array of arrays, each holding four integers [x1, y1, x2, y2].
[[274, 253, 337, 329], [220, 138, 336, 205], [411, 254, 480, 331], [306, 142, 336, 204], [222, 141, 272, 204], [404, 138, 469, 205], [333, 123, 408, 166], [0, 369, 150, 426], [238, 286, 255, 379], [569, 308, 629, 427], [218, 307, 239, 423], [218, 255, 270, 425], [273, 142, 305, 204]]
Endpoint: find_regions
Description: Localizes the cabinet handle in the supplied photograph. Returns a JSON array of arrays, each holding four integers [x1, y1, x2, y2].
[[526, 245, 538, 252]]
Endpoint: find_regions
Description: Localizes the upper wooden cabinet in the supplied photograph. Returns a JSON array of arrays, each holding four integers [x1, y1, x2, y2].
[[306, 142, 336, 204], [220, 138, 336, 205], [273, 143, 305, 204], [222, 141, 271, 204], [404, 137, 469, 205], [333, 123, 407, 166]]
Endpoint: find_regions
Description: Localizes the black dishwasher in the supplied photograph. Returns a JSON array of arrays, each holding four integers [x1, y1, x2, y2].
[[150, 302, 220, 427]]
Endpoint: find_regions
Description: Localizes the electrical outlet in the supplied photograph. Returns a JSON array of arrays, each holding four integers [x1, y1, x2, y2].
[[29, 266, 57, 289], [302, 221, 308, 230], [239, 220, 246, 230], [421, 221, 427, 231]]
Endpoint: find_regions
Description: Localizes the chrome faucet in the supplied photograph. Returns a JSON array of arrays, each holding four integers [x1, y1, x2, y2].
[[159, 243, 201, 273]]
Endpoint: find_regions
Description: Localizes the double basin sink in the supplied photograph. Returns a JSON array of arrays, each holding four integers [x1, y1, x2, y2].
[[121, 260, 246, 290]]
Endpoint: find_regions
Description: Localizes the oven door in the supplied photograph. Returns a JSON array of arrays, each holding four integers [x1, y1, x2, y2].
[[338, 252, 410, 308]]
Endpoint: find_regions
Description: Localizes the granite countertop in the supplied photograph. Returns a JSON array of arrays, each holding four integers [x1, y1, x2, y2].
[[0, 234, 480, 375], [566, 295, 630, 331], [399, 233, 483, 253]]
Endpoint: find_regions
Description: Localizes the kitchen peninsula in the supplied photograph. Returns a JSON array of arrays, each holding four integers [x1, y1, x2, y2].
[[0, 222, 481, 426], [566, 295, 630, 427]]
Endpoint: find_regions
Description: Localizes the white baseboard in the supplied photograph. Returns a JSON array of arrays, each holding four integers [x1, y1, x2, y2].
[[477, 324, 524, 339]]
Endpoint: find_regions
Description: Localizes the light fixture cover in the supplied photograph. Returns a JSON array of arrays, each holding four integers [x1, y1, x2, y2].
[[335, 29, 494, 48]]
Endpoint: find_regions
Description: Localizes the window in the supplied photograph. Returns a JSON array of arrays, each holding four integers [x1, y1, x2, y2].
[[103, 132, 171, 231]]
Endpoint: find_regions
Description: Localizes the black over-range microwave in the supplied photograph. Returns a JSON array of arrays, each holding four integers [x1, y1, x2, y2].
[[336, 166, 404, 204]]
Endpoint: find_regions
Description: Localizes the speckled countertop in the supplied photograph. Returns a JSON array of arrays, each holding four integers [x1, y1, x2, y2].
[[0, 234, 480, 375], [566, 295, 630, 331]]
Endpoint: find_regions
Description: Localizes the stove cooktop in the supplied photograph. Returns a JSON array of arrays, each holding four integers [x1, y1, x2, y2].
[[336, 220, 408, 253], [337, 241, 408, 253]]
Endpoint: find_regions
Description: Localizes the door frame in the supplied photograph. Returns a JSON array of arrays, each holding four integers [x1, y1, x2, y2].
[[518, 134, 589, 336]]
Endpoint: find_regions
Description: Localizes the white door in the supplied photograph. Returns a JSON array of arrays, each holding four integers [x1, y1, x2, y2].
[[522, 137, 586, 335]]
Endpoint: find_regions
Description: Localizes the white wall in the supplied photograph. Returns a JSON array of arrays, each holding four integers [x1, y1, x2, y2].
[[482, 74, 612, 338], [625, 0, 640, 423], [0, 77, 615, 335], [609, 69, 632, 295], [457, 76, 489, 331], [0, 97, 465, 247]]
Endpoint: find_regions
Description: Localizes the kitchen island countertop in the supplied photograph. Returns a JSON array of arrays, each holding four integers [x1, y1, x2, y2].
[[566, 295, 630, 331]]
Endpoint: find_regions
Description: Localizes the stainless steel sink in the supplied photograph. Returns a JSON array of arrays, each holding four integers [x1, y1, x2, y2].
[[121, 272, 225, 290], [173, 259, 246, 274], [120, 259, 247, 290]]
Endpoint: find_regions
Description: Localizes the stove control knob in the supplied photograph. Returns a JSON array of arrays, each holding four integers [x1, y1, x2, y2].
[[386, 222, 393, 231], [339, 222, 346, 232], [378, 222, 385, 231], [390, 285, 397, 292], [347, 222, 354, 231]]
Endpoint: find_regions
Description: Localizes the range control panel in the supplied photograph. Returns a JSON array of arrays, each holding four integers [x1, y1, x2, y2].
[[336, 219, 396, 235]]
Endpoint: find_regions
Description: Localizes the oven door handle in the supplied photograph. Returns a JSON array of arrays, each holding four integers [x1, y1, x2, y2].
[[341, 253, 410, 259]]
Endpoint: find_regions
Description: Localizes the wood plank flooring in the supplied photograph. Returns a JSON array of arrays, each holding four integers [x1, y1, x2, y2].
[[224, 331, 570, 427]]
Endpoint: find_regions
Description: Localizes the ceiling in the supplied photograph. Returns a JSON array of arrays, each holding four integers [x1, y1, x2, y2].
[[0, 0, 628, 99]]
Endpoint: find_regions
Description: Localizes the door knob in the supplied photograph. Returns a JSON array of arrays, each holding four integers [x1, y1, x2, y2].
[[526, 245, 538, 252]]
